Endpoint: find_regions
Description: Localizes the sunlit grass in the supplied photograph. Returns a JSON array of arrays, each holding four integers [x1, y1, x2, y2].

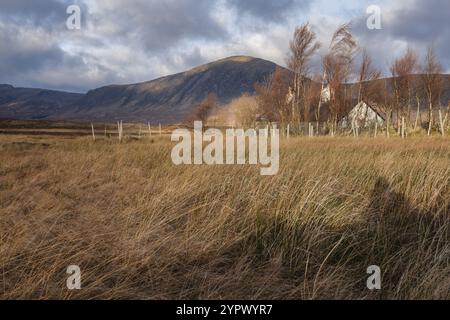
[[0, 135, 449, 299]]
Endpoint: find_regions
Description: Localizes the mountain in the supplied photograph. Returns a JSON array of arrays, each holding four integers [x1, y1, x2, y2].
[[363, 75, 450, 102], [57, 56, 281, 124], [0, 85, 83, 120], [0, 56, 280, 124], [1, 56, 448, 124]]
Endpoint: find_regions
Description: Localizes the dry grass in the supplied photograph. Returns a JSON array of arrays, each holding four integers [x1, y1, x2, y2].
[[0, 134, 449, 299]]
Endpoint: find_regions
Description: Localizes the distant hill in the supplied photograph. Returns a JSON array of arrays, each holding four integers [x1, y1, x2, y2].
[[57, 56, 281, 124], [0, 85, 82, 120], [0, 57, 448, 124], [361, 75, 450, 105], [0, 56, 280, 124]]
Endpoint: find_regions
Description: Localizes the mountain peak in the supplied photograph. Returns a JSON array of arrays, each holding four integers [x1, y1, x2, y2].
[[185, 55, 261, 76], [0, 56, 282, 124], [62, 56, 280, 123], [219, 55, 257, 63]]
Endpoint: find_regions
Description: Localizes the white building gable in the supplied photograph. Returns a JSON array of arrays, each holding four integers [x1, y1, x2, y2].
[[321, 85, 331, 103], [342, 101, 384, 128]]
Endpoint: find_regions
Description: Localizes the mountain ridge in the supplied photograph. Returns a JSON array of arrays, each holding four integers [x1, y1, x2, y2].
[[0, 56, 449, 124], [54, 55, 283, 124]]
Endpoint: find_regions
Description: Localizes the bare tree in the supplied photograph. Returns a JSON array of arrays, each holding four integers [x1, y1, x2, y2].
[[357, 49, 382, 98], [287, 23, 321, 124], [255, 67, 290, 125], [321, 23, 357, 135], [356, 48, 382, 127], [375, 78, 395, 138], [422, 47, 443, 135], [229, 94, 258, 128], [195, 93, 217, 124], [413, 61, 424, 131], [390, 47, 418, 135], [304, 79, 322, 124]]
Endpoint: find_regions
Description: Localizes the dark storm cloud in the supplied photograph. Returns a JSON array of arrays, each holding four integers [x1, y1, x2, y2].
[[353, 0, 450, 72], [0, 0, 82, 90], [0, 0, 230, 92], [0, 0, 65, 18], [387, 0, 450, 42], [388, 0, 450, 70], [90, 0, 227, 53], [0, 31, 62, 75], [0, 21, 98, 92], [0, 0, 86, 30], [0, 0, 449, 93], [227, 0, 311, 22]]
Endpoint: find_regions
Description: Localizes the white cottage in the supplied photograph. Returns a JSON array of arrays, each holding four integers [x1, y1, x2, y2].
[[341, 101, 384, 129]]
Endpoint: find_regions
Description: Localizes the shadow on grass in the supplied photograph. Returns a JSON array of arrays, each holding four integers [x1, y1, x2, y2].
[[252, 177, 449, 299]]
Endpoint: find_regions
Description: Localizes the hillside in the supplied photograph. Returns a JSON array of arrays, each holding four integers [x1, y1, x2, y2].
[[0, 85, 83, 120], [56, 56, 281, 124], [0, 57, 448, 124], [360, 75, 450, 106]]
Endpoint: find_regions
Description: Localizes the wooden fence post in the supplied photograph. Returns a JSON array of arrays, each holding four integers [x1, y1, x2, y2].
[[402, 117, 405, 138], [439, 109, 445, 136], [117, 121, 123, 142], [91, 123, 95, 141]]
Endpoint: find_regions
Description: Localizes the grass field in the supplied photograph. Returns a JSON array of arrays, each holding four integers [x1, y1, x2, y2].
[[0, 125, 449, 299]]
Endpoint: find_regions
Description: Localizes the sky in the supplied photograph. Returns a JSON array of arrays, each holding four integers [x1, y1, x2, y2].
[[0, 0, 449, 93]]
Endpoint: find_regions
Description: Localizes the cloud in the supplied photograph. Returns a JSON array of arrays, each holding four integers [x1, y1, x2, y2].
[[0, 0, 86, 30], [86, 0, 227, 53], [352, 0, 450, 73], [0, 0, 232, 91], [0, 0, 448, 93], [227, 0, 311, 22], [386, 0, 450, 70]]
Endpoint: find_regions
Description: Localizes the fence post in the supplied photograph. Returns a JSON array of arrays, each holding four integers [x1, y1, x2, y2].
[[287, 124, 290, 139], [159, 123, 162, 136], [91, 123, 95, 141], [402, 117, 405, 138], [439, 109, 445, 136], [117, 121, 123, 142]]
